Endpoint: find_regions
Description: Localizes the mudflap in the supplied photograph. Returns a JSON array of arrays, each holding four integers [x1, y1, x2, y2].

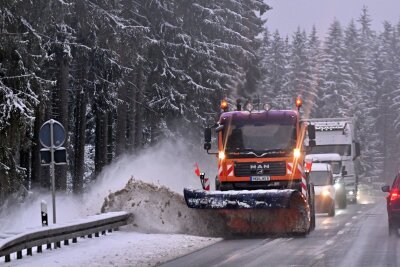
[[184, 188, 310, 235]]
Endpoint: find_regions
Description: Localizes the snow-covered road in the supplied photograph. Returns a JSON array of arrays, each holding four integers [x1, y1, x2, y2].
[[0, 230, 221, 267], [161, 198, 394, 267]]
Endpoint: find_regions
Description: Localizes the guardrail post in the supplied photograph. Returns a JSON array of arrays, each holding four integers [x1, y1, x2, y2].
[[55, 241, 60, 249], [47, 243, 51, 250], [108, 229, 112, 233], [88, 234, 92, 238], [95, 232, 99, 237], [102, 230, 106, 235], [5, 255, 10, 262], [27, 248, 32, 256], [37, 245, 42, 253], [17, 251, 22, 259], [64, 239, 69, 246], [72, 237, 77, 243], [41, 201, 48, 227]]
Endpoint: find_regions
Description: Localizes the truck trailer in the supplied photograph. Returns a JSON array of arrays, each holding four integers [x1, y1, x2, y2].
[[304, 118, 361, 204]]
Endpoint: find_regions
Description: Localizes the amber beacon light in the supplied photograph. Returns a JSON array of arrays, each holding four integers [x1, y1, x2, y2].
[[220, 100, 229, 112], [295, 96, 303, 110]]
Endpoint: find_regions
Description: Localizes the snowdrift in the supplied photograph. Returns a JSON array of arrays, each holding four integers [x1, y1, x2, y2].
[[101, 177, 226, 237]]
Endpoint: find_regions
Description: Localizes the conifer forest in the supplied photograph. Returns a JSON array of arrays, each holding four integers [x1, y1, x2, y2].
[[1, 1, 399, 202]]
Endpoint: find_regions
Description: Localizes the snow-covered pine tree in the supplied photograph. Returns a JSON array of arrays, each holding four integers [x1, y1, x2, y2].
[[0, 0, 53, 201], [286, 28, 315, 114], [320, 19, 354, 117], [375, 22, 400, 182], [354, 7, 383, 182], [307, 26, 322, 118], [259, 29, 290, 109]]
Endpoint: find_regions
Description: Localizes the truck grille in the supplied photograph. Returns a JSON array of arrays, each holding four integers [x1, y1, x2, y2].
[[234, 161, 286, 177]]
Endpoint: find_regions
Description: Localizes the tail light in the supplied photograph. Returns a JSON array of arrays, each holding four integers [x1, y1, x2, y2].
[[390, 188, 400, 201]]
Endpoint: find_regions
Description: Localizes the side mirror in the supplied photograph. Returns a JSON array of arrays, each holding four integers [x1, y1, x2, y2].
[[204, 128, 211, 150], [204, 128, 211, 143], [308, 125, 316, 140], [308, 140, 316, 147], [355, 142, 361, 158], [341, 166, 347, 176], [382, 185, 390, 193]]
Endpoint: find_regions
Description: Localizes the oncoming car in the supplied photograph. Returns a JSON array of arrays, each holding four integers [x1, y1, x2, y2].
[[309, 163, 335, 217], [305, 153, 347, 209], [382, 173, 400, 236]]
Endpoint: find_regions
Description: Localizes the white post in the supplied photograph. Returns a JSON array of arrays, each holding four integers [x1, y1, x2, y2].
[[41, 200, 48, 227], [50, 119, 56, 224]]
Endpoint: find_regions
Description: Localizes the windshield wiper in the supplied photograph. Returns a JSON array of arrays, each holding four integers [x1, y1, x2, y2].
[[226, 148, 289, 156]]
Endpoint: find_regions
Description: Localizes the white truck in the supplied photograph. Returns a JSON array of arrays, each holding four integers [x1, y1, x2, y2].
[[304, 118, 361, 204]]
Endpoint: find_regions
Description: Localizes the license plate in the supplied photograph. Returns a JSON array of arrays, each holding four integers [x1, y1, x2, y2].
[[251, 176, 271, 181]]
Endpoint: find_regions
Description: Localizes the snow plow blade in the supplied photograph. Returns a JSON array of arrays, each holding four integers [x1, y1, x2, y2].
[[184, 188, 310, 234]]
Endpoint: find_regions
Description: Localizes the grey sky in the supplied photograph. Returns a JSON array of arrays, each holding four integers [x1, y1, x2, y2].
[[264, 0, 400, 38]]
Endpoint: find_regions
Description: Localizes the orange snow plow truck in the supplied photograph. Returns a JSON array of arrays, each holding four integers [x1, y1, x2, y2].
[[184, 97, 317, 235]]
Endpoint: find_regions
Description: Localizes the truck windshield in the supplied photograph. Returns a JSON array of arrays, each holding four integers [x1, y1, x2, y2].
[[224, 121, 296, 153], [308, 145, 351, 156], [321, 161, 341, 174], [310, 171, 332, 186]]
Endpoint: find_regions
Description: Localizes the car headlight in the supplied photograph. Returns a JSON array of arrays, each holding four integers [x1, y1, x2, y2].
[[348, 190, 354, 196], [334, 183, 341, 190], [322, 190, 330, 197]]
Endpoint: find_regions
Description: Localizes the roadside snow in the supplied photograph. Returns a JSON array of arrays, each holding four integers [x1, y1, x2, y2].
[[0, 229, 221, 267]]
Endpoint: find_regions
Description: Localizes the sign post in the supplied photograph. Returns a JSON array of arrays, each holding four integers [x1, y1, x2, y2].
[[39, 119, 67, 224]]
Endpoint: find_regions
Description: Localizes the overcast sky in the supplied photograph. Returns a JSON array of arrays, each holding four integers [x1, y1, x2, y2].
[[264, 0, 400, 38]]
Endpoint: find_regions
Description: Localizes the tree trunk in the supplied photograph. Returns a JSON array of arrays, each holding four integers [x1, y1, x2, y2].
[[116, 86, 127, 156], [107, 111, 114, 163], [55, 56, 69, 190], [31, 101, 48, 188], [95, 108, 108, 176], [134, 67, 144, 149], [72, 90, 87, 194]]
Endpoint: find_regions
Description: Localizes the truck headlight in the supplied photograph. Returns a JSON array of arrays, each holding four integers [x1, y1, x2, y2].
[[218, 151, 225, 160], [322, 190, 330, 197], [293, 148, 301, 159]]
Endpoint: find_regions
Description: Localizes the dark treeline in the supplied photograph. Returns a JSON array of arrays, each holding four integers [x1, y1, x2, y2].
[[1, 2, 399, 203], [0, 0, 268, 202], [259, 7, 400, 184]]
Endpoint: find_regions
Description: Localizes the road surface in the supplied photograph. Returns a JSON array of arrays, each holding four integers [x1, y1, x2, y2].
[[160, 197, 398, 267]]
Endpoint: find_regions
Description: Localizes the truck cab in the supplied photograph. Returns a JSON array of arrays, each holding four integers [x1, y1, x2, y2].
[[212, 109, 309, 195]]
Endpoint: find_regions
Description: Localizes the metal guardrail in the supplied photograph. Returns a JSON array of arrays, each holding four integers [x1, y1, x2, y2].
[[0, 211, 130, 263]]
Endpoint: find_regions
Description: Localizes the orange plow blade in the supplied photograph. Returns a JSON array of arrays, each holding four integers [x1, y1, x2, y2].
[[184, 188, 310, 234]]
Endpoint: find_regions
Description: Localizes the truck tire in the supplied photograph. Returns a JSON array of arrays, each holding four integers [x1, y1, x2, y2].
[[328, 203, 335, 217], [215, 176, 220, 190], [338, 194, 347, 209], [308, 183, 316, 232]]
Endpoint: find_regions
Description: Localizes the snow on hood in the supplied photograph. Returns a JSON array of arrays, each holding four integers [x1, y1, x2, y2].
[[306, 153, 341, 162]]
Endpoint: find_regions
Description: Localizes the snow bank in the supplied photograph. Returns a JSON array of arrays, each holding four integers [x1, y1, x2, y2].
[[101, 178, 226, 236], [0, 139, 217, 233]]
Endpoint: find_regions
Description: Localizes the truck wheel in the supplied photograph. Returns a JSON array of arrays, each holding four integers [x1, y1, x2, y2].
[[338, 195, 347, 209], [310, 204, 316, 231], [215, 176, 220, 190], [308, 183, 316, 232], [328, 203, 335, 217]]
